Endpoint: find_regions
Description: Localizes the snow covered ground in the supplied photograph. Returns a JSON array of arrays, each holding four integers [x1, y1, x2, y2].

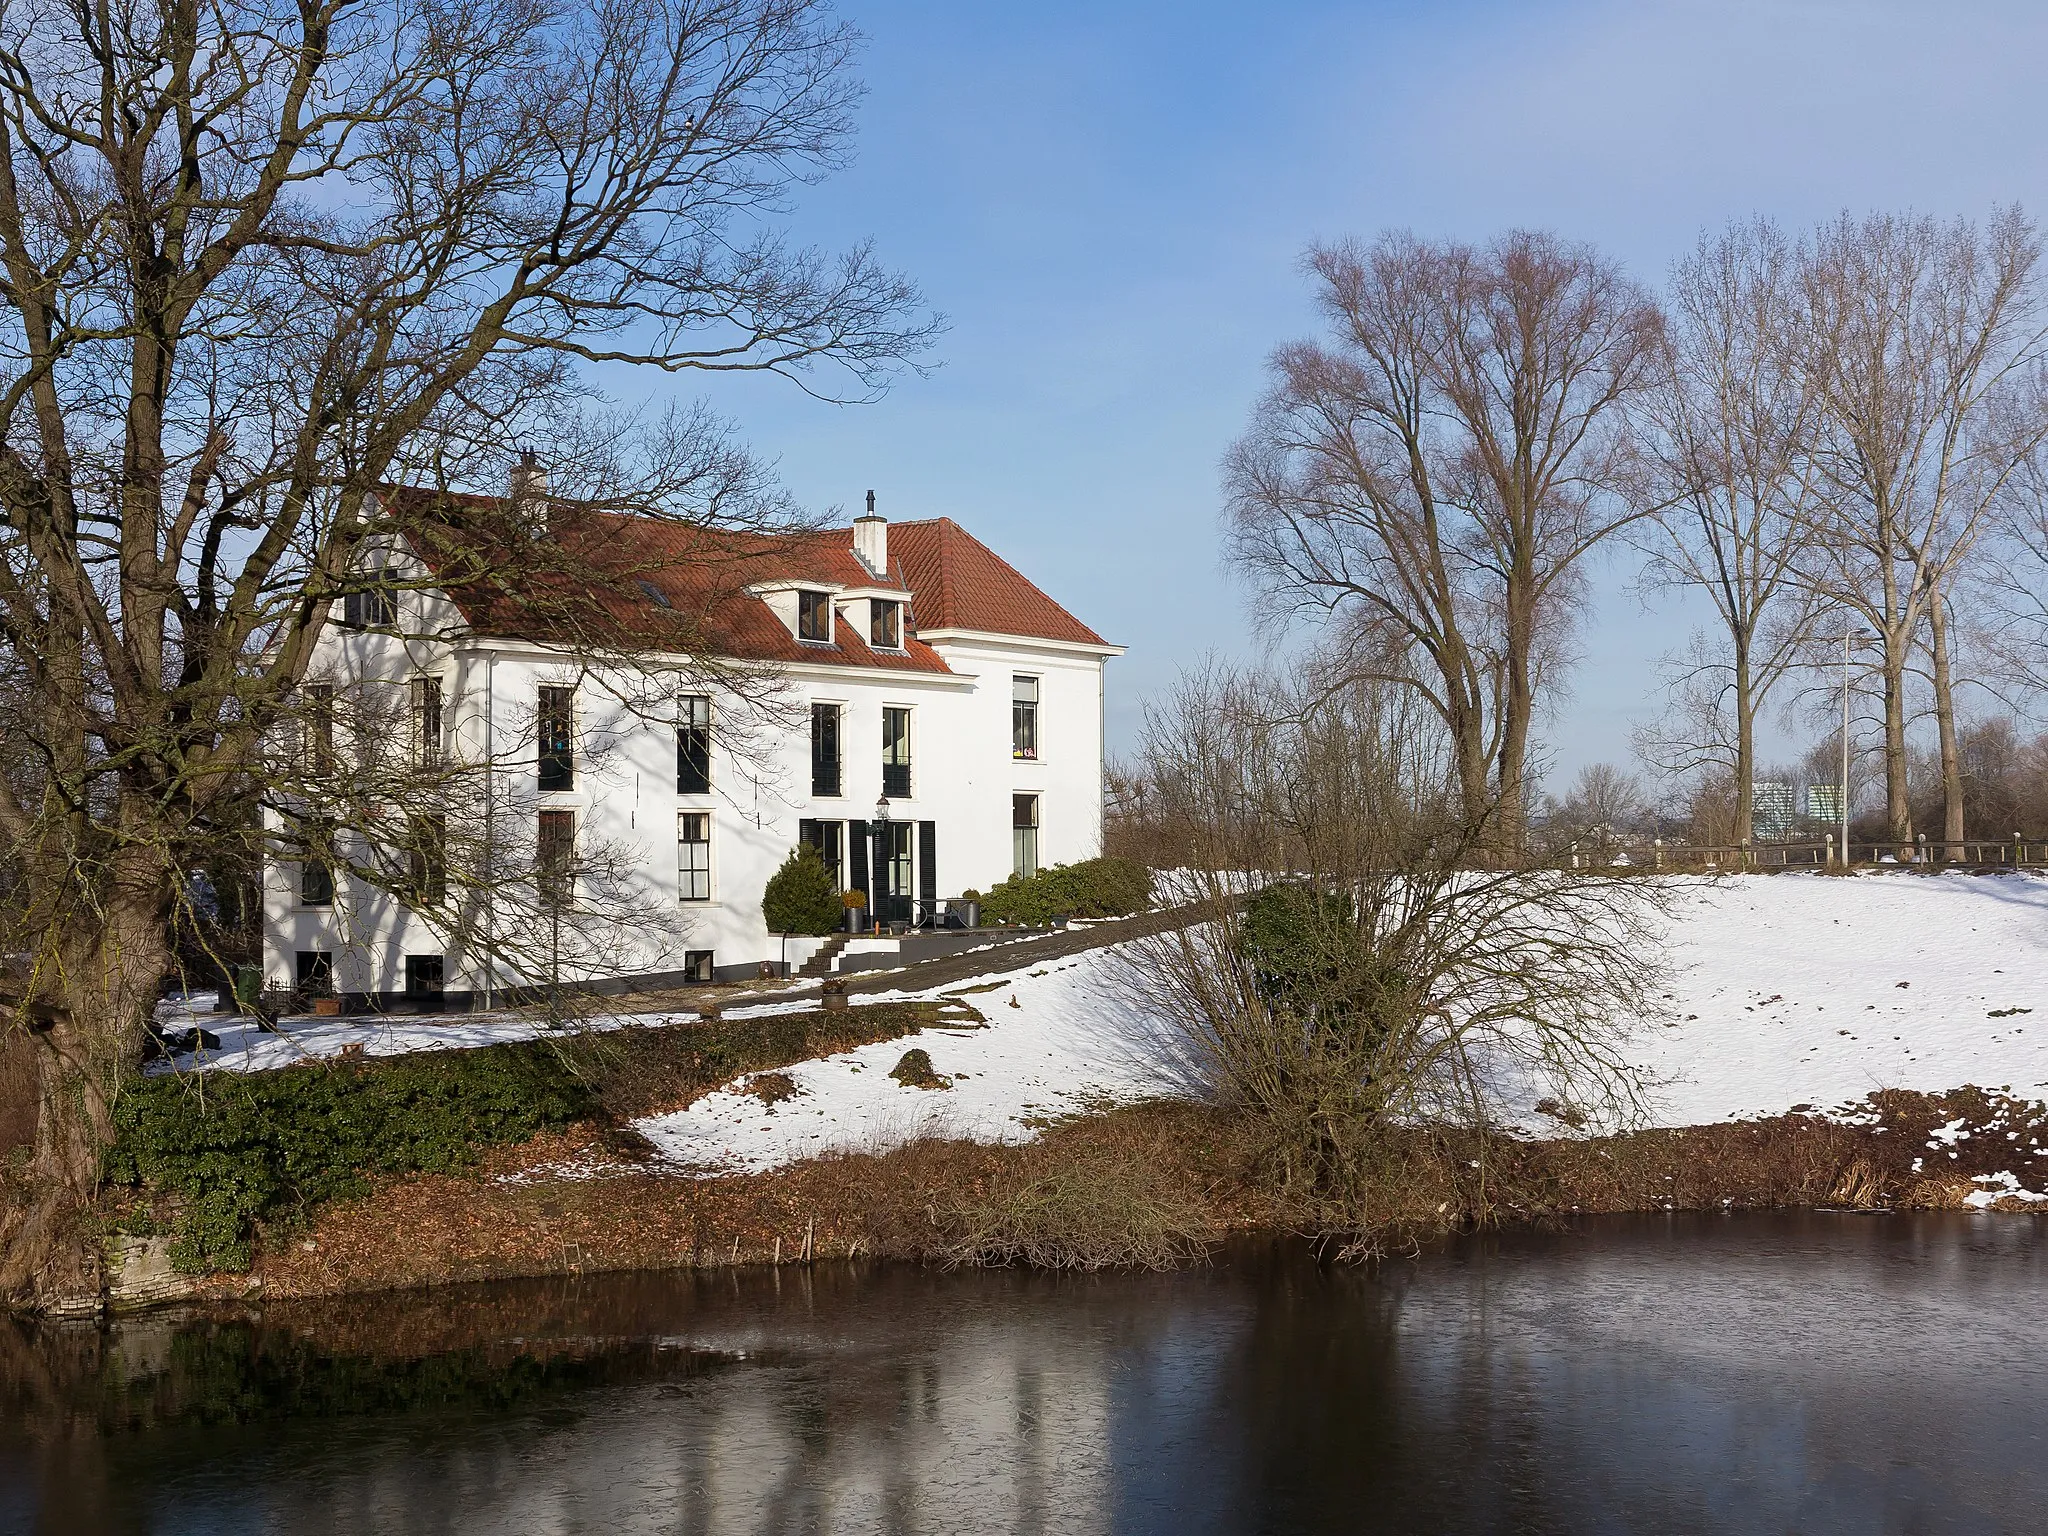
[[635, 871, 2048, 1173], [156, 871, 2048, 1179], [635, 955, 1171, 1174], [1631, 871, 2048, 1124]]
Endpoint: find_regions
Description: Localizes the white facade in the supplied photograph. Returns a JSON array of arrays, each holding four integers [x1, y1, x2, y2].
[[261, 510, 1121, 1005]]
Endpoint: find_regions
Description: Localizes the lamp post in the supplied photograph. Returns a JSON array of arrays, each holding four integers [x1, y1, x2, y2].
[[872, 793, 890, 929]]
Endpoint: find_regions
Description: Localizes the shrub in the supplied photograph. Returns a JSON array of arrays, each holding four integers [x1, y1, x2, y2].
[[938, 1124, 1218, 1270], [979, 857, 1153, 926], [106, 1003, 939, 1273], [107, 1045, 595, 1273], [762, 844, 843, 936]]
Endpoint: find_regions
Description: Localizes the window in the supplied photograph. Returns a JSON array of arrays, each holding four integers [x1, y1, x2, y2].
[[537, 686, 574, 791], [811, 703, 842, 796], [343, 567, 398, 630], [676, 694, 711, 795], [304, 683, 335, 778], [799, 818, 844, 887], [1013, 675, 1039, 760], [798, 589, 833, 642], [678, 811, 712, 902], [405, 954, 445, 1009], [407, 814, 447, 906], [298, 817, 335, 906], [870, 599, 901, 650], [1013, 793, 1039, 878], [882, 706, 912, 797], [299, 857, 334, 908], [412, 676, 443, 766], [537, 809, 575, 906], [295, 950, 334, 999], [683, 950, 715, 984]]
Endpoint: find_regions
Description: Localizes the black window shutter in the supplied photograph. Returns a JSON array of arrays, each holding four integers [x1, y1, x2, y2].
[[848, 819, 869, 903], [798, 818, 818, 850], [918, 821, 937, 905]]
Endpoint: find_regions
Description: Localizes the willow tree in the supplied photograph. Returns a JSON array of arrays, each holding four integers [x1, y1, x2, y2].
[[0, 0, 933, 1305]]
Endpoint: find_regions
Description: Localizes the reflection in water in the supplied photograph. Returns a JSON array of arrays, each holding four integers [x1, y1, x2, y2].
[[2, 1212, 2045, 1534]]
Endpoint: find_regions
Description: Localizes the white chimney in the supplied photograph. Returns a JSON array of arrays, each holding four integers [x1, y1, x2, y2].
[[509, 448, 549, 507], [852, 487, 887, 577]]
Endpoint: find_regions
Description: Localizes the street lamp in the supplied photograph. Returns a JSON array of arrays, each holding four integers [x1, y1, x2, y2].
[[872, 794, 890, 928]]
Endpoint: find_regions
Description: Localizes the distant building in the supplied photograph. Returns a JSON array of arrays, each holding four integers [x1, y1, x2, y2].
[[1807, 784, 1844, 823], [1752, 781, 1795, 840]]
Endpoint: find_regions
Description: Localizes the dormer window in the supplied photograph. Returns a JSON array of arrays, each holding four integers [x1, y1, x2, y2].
[[342, 563, 398, 629], [797, 589, 832, 643], [870, 599, 901, 650]]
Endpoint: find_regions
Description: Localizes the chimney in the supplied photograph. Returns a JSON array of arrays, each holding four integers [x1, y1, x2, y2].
[[508, 449, 568, 533], [852, 487, 887, 578]]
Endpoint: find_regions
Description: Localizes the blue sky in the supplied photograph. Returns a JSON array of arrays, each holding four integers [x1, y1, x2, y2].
[[677, 0, 2048, 787]]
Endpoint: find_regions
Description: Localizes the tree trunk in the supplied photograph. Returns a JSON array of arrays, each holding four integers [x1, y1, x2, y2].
[[1881, 641, 1914, 848], [1928, 595, 1965, 856], [1494, 570, 1538, 861], [0, 873, 169, 1308], [1733, 634, 1755, 852]]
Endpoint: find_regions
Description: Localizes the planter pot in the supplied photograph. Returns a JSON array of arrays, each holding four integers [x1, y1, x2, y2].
[[311, 997, 341, 1017]]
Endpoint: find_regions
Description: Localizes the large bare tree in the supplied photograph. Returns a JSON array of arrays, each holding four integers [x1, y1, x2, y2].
[[0, 0, 933, 1304], [1795, 208, 2048, 848], [1225, 230, 1662, 846], [1631, 220, 1821, 847]]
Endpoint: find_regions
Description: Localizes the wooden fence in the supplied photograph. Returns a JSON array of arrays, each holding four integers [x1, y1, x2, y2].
[[1567, 838, 2048, 870]]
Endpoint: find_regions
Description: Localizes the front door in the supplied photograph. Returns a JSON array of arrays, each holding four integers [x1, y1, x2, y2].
[[877, 821, 913, 924]]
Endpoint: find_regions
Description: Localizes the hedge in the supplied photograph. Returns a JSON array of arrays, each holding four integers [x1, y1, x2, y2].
[[979, 857, 1154, 926], [108, 1045, 594, 1273], [105, 1003, 938, 1274]]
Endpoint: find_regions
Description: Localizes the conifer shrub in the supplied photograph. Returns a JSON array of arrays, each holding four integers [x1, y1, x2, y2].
[[762, 844, 844, 936], [978, 857, 1153, 926]]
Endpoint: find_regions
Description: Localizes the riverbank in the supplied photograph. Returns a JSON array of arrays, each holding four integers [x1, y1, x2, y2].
[[149, 1079, 2036, 1303], [44, 869, 2048, 1309]]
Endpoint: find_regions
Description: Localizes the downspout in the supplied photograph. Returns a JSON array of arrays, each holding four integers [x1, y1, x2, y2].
[[1097, 658, 1107, 858]]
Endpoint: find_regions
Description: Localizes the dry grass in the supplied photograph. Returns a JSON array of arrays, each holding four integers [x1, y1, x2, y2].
[[232, 1085, 2048, 1300]]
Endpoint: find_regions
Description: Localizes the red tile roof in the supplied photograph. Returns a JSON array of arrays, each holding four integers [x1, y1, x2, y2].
[[389, 493, 1107, 668], [889, 518, 1110, 647]]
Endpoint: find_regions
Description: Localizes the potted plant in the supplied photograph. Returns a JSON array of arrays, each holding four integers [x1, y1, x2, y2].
[[841, 887, 868, 933]]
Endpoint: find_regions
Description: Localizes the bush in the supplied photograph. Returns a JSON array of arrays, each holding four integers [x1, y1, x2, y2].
[[762, 844, 843, 936], [105, 1002, 940, 1273], [979, 857, 1153, 926], [107, 1045, 595, 1273], [938, 1123, 1218, 1271]]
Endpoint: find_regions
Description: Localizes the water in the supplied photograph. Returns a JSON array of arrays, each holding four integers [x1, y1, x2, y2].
[[3, 1212, 2045, 1534]]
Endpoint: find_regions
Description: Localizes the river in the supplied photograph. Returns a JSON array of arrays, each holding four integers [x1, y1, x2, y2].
[[3, 1211, 2044, 1534]]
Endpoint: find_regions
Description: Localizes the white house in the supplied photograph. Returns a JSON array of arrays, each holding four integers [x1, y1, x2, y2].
[[261, 487, 1122, 1009]]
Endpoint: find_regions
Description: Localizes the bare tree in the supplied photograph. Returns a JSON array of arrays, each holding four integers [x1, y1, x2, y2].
[[1225, 231, 1663, 849], [1795, 208, 2048, 848], [1118, 659, 1665, 1239], [1631, 221, 1821, 845], [1543, 762, 1646, 856], [0, 0, 934, 1305]]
